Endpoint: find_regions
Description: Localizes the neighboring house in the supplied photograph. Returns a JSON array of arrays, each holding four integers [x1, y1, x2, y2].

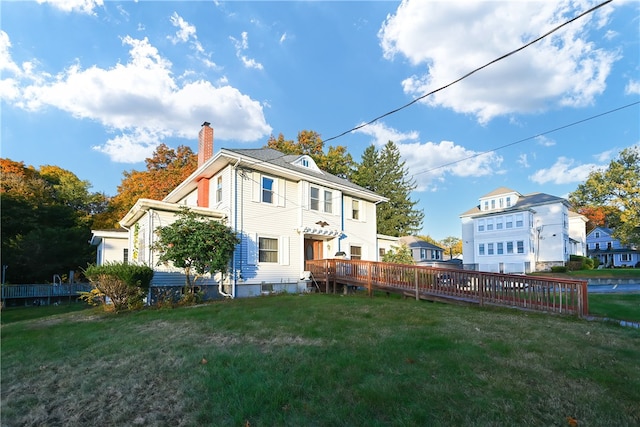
[[460, 187, 587, 274], [89, 229, 129, 266], [587, 226, 640, 268], [376, 234, 399, 261], [116, 123, 388, 298], [398, 236, 445, 266]]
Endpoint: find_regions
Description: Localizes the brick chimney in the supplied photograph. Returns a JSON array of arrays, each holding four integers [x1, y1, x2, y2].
[[198, 121, 214, 167], [197, 122, 214, 208]]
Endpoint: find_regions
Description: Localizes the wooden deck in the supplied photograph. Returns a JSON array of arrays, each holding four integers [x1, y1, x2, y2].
[[305, 259, 589, 318], [1, 283, 92, 304]]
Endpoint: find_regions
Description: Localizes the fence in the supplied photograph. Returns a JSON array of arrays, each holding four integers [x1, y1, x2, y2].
[[1, 283, 93, 305], [305, 259, 589, 317]]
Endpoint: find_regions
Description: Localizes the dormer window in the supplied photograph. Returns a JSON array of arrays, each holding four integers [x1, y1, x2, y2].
[[293, 155, 322, 173]]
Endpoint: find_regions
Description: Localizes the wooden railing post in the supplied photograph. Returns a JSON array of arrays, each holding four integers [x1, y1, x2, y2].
[[414, 268, 419, 300], [367, 262, 372, 297]]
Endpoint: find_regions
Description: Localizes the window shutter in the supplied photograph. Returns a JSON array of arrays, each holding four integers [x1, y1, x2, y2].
[[278, 178, 286, 207], [252, 172, 260, 202], [246, 233, 258, 265], [301, 181, 309, 210], [280, 236, 290, 265]]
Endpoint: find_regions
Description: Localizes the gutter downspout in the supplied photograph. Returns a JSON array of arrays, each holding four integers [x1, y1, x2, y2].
[[221, 158, 242, 299]]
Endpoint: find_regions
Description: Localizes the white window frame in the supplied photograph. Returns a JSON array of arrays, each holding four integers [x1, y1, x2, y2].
[[262, 176, 274, 204], [310, 186, 320, 211], [258, 237, 278, 263], [352, 199, 360, 220]]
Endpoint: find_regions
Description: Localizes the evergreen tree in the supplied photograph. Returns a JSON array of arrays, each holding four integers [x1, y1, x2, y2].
[[352, 141, 424, 236]]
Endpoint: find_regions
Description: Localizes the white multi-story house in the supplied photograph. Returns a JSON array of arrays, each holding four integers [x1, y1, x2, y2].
[[460, 187, 587, 273], [587, 226, 640, 268], [114, 123, 387, 298]]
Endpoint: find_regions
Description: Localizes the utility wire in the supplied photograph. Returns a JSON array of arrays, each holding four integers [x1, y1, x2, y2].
[[323, 0, 613, 144], [412, 101, 640, 177]]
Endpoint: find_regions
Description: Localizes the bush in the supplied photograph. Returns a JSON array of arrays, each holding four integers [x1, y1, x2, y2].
[[82, 262, 154, 312], [568, 255, 594, 270], [551, 266, 568, 273], [592, 257, 601, 269]]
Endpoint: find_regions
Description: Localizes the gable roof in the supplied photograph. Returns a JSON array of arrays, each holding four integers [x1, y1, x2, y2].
[[479, 187, 520, 198], [460, 191, 569, 217], [587, 226, 614, 238], [165, 147, 387, 203], [399, 236, 444, 250]]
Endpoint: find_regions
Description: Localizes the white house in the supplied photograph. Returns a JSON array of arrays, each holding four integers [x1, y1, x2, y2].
[[117, 123, 387, 298], [89, 229, 129, 266], [587, 226, 640, 268], [398, 236, 445, 266], [460, 187, 587, 273]]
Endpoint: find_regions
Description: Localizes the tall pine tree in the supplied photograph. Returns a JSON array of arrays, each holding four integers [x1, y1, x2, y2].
[[352, 141, 424, 237]]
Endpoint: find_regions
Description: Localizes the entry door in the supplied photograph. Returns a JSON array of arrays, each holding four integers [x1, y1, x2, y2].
[[304, 239, 324, 260]]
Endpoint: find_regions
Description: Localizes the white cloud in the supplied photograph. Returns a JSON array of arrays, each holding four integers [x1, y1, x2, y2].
[[593, 148, 615, 163], [168, 12, 196, 44], [517, 154, 530, 168], [230, 32, 264, 70], [535, 135, 556, 147], [279, 33, 288, 44], [625, 79, 640, 95], [36, 0, 103, 15], [529, 156, 603, 184], [354, 122, 503, 191], [2, 34, 271, 163], [378, 0, 620, 123]]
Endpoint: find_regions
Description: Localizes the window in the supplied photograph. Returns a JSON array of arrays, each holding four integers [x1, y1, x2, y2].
[[607, 242, 612, 250], [262, 177, 274, 204], [496, 219, 503, 230], [488, 243, 494, 255], [352, 199, 360, 220], [379, 248, 386, 258], [622, 253, 631, 262], [350, 246, 362, 260], [259, 237, 278, 263], [123, 248, 129, 264], [491, 200, 495, 209], [479, 244, 485, 256], [595, 232, 600, 238], [506, 197, 511, 207], [310, 187, 320, 210], [506, 216, 513, 228], [484, 201, 489, 211], [324, 190, 333, 213], [506, 241, 514, 254], [420, 248, 427, 259], [478, 219, 485, 232], [595, 243, 600, 250], [516, 240, 524, 254], [487, 219, 494, 231], [515, 214, 524, 227], [216, 176, 222, 203], [499, 198, 504, 208], [301, 158, 309, 167], [497, 242, 504, 255], [432, 250, 441, 260]]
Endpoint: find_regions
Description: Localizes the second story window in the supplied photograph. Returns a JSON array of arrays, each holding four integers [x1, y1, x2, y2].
[[507, 241, 514, 254], [350, 246, 362, 260], [488, 243, 494, 255], [324, 190, 333, 214], [352, 199, 360, 220], [506, 215, 513, 228], [479, 243, 485, 256], [487, 219, 494, 231], [310, 187, 320, 210], [517, 240, 524, 254], [262, 177, 274, 204], [478, 219, 485, 232], [420, 248, 427, 259], [216, 176, 222, 203]]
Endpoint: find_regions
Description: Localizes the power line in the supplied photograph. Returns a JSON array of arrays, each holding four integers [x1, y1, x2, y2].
[[323, 0, 613, 144], [412, 101, 640, 177]]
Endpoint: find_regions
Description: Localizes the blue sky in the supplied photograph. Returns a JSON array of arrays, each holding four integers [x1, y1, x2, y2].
[[1, 0, 639, 241]]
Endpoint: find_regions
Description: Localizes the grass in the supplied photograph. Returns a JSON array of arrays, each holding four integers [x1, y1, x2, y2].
[[1, 301, 91, 325], [2, 294, 639, 426], [532, 268, 640, 279], [588, 293, 640, 323]]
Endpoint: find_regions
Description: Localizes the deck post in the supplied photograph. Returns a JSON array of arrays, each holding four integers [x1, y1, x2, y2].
[[367, 262, 372, 297], [414, 269, 419, 300]]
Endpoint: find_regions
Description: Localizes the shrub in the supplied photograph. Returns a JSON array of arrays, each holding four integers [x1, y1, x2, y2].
[[591, 257, 601, 269], [83, 262, 154, 312], [551, 266, 568, 273], [568, 255, 594, 270]]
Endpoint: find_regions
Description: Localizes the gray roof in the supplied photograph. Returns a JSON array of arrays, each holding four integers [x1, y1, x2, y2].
[[460, 191, 570, 217], [225, 148, 383, 200], [399, 236, 444, 250]]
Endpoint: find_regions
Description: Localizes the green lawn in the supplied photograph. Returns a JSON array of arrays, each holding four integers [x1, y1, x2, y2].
[[1, 294, 639, 426], [588, 293, 640, 323]]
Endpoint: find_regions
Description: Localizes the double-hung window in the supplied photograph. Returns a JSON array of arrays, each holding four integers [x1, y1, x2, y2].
[[310, 187, 320, 211], [516, 240, 524, 254], [262, 177, 274, 204], [352, 199, 360, 220], [324, 190, 333, 213], [488, 243, 494, 255], [497, 242, 504, 255], [258, 237, 278, 263], [507, 241, 514, 254], [479, 244, 485, 256], [350, 246, 362, 260], [216, 176, 222, 203]]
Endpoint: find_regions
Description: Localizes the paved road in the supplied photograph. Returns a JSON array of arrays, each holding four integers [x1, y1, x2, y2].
[[588, 284, 640, 293]]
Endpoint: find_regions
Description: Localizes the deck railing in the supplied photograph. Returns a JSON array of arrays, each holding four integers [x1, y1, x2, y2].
[[305, 259, 589, 317], [1, 284, 92, 300]]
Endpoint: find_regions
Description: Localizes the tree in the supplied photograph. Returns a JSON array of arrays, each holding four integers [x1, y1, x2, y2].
[[568, 146, 640, 245], [1, 159, 100, 283], [352, 142, 424, 236], [381, 244, 415, 265], [153, 208, 240, 295], [100, 144, 197, 229], [439, 236, 462, 259], [265, 130, 355, 178]]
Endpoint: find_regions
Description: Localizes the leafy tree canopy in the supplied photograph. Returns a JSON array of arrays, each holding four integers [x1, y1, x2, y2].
[[352, 142, 424, 237], [153, 208, 240, 291], [96, 144, 197, 229], [569, 145, 640, 245], [381, 244, 415, 265], [265, 130, 355, 178]]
